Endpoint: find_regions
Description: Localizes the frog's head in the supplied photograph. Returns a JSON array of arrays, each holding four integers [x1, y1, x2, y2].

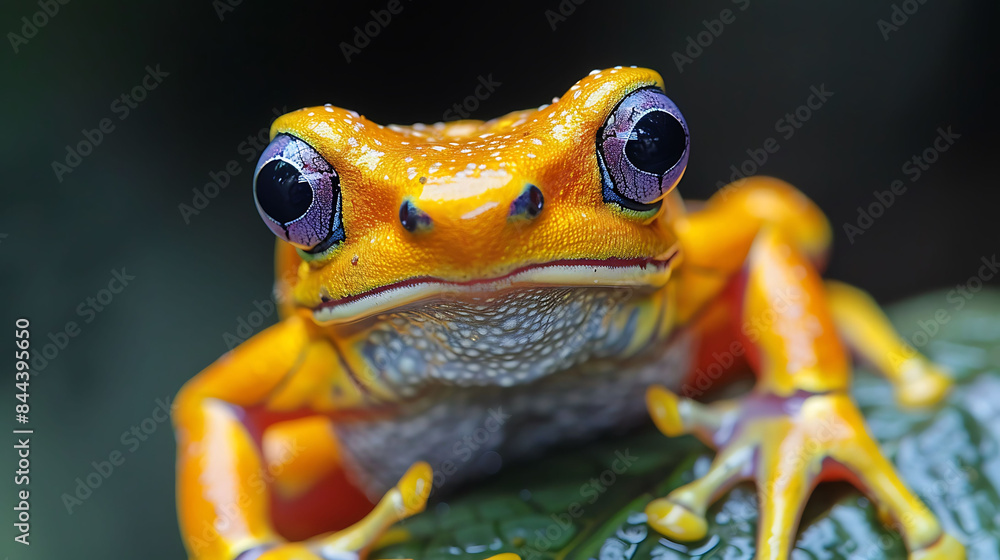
[[255, 67, 688, 328]]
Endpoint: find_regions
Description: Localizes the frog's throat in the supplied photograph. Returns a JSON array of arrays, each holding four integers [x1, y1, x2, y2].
[[352, 282, 676, 397], [311, 250, 679, 325]]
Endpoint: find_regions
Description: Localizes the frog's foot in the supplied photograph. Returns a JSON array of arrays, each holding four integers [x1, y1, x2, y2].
[[248, 462, 432, 560], [645, 386, 964, 560]]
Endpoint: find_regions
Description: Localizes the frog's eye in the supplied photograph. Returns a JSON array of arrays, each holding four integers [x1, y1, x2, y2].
[[253, 134, 344, 252], [597, 88, 689, 211]]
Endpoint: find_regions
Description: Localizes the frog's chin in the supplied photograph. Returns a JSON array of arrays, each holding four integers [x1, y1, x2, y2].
[[310, 249, 679, 325]]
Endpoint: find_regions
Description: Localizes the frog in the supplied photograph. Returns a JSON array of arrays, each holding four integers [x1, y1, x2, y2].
[[173, 67, 965, 560]]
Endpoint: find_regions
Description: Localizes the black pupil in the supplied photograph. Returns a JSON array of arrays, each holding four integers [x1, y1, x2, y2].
[[624, 111, 687, 176], [256, 160, 313, 224]]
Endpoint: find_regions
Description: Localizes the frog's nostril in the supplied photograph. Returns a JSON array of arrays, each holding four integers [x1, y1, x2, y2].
[[399, 200, 432, 232], [509, 184, 544, 220]]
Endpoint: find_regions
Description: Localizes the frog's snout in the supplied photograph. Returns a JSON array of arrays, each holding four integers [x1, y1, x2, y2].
[[394, 180, 548, 260], [400, 182, 544, 232]]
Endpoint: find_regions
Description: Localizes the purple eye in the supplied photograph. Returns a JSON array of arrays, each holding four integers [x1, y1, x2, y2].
[[598, 88, 689, 210], [253, 134, 343, 252]]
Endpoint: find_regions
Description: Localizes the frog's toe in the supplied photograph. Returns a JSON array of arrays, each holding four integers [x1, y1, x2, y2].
[[646, 497, 708, 541], [896, 358, 953, 408], [314, 462, 433, 558], [910, 534, 965, 560], [394, 460, 433, 518], [645, 440, 753, 541], [646, 386, 686, 436], [646, 385, 738, 442]]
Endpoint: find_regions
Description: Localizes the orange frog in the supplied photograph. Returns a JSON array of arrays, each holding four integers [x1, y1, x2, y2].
[[173, 67, 964, 559]]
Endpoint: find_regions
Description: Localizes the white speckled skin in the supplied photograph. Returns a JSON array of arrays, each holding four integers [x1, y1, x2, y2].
[[333, 286, 690, 499]]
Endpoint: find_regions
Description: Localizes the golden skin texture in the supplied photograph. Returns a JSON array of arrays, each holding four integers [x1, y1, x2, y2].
[[173, 68, 963, 559], [275, 69, 678, 320]]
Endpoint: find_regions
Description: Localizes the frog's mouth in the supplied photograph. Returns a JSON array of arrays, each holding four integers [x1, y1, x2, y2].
[[310, 249, 679, 324]]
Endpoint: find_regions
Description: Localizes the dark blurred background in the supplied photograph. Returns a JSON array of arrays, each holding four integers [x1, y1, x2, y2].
[[2, 0, 998, 558]]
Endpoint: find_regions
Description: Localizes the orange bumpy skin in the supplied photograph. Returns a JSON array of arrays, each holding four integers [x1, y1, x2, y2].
[[173, 67, 963, 559]]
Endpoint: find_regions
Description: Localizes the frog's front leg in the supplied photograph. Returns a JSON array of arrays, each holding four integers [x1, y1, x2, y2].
[[173, 316, 431, 560], [646, 229, 964, 559]]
